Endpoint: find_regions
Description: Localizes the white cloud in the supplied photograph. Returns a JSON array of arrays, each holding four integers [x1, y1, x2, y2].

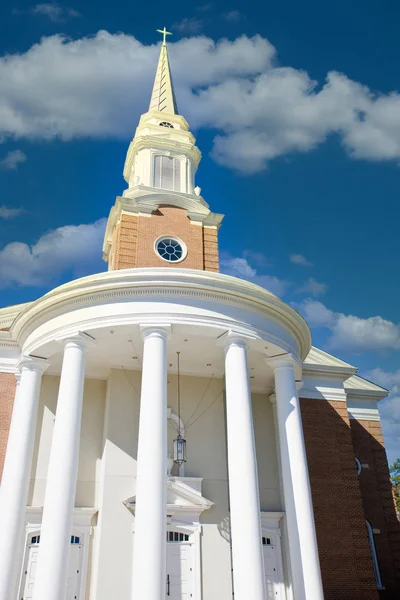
[[220, 253, 289, 297], [363, 368, 400, 393], [295, 298, 335, 328], [378, 395, 400, 463], [2, 32, 400, 171], [0, 219, 106, 287], [0, 32, 273, 142], [296, 298, 400, 352], [0, 205, 24, 219], [297, 277, 327, 297], [0, 150, 26, 170], [173, 17, 203, 34], [31, 3, 80, 22], [223, 10, 241, 22], [290, 254, 313, 267], [242, 249, 270, 268]]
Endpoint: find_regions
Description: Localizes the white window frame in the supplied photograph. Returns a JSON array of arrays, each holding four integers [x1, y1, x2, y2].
[[366, 520, 384, 589], [154, 235, 187, 264]]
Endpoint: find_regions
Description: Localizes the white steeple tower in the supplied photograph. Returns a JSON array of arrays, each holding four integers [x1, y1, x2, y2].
[[103, 29, 223, 272]]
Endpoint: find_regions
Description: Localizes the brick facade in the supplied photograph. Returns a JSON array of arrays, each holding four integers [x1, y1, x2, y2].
[[110, 206, 220, 272], [350, 419, 400, 599], [0, 372, 16, 481], [301, 398, 379, 600]]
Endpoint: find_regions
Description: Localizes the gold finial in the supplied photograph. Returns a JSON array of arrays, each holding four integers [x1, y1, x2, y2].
[[156, 27, 172, 46]]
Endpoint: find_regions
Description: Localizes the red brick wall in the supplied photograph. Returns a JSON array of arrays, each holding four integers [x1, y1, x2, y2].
[[301, 398, 379, 600], [110, 207, 220, 272], [350, 419, 400, 599], [0, 372, 16, 481]]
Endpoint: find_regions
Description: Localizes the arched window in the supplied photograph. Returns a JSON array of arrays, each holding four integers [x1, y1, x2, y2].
[[154, 155, 181, 192], [366, 521, 384, 589]]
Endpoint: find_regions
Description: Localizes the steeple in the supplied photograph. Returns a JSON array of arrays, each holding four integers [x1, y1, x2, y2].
[[149, 28, 178, 115], [102, 27, 224, 273]]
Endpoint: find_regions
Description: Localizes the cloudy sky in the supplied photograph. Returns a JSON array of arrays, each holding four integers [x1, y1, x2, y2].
[[0, 0, 399, 463]]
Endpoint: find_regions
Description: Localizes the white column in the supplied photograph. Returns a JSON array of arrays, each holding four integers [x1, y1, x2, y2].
[[269, 355, 324, 600], [32, 333, 94, 600], [224, 335, 266, 600], [0, 357, 48, 600], [131, 325, 169, 600]]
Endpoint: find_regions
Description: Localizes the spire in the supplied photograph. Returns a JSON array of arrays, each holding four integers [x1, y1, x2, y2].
[[149, 27, 178, 115]]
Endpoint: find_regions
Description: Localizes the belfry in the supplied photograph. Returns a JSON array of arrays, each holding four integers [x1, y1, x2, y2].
[[0, 28, 399, 600]]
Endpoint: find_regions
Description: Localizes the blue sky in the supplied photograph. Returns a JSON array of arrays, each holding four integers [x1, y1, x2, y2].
[[0, 1, 399, 463]]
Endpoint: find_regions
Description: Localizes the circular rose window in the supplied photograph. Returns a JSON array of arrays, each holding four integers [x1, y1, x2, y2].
[[155, 236, 187, 263]]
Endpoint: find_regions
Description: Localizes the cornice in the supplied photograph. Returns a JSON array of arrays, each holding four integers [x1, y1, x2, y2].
[[102, 192, 224, 258], [299, 388, 348, 402], [11, 269, 311, 359], [348, 407, 381, 421], [302, 363, 357, 379], [122, 186, 210, 210], [0, 302, 32, 329], [123, 126, 201, 182]]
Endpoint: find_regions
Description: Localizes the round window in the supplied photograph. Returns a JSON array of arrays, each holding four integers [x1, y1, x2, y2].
[[155, 236, 186, 263]]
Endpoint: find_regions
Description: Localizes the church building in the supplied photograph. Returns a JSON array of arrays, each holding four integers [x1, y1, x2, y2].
[[0, 29, 399, 600]]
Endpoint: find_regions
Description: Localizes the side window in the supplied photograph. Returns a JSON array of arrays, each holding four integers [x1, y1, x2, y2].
[[154, 155, 181, 192], [366, 521, 383, 589]]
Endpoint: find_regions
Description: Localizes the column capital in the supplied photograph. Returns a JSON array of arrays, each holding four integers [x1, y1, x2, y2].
[[266, 353, 298, 371], [139, 324, 171, 341], [55, 331, 96, 350], [17, 355, 49, 374], [220, 330, 254, 352]]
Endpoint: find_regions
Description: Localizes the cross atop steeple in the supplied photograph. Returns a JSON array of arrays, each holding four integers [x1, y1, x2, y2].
[[156, 27, 172, 46], [149, 28, 178, 114]]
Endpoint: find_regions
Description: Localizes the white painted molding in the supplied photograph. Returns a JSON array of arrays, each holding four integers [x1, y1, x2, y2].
[[348, 407, 381, 421], [11, 268, 311, 361], [299, 387, 348, 402]]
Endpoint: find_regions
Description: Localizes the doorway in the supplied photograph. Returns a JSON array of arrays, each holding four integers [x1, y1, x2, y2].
[[166, 531, 195, 599], [20, 534, 82, 600]]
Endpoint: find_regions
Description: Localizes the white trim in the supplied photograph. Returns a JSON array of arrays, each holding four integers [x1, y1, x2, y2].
[[299, 387, 347, 402], [366, 521, 384, 590], [154, 235, 188, 264], [348, 407, 381, 421], [260, 512, 286, 600], [126, 478, 211, 600], [18, 507, 97, 600]]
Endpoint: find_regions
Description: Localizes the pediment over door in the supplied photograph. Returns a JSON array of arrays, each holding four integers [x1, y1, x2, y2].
[[124, 476, 214, 524]]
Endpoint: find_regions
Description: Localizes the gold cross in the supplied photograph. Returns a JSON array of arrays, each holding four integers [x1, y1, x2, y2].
[[156, 27, 172, 45]]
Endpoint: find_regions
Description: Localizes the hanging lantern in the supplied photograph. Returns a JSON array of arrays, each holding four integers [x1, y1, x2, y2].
[[173, 434, 186, 466], [173, 351, 186, 467]]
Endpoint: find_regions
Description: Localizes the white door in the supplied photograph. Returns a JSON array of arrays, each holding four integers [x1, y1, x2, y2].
[[66, 538, 82, 600], [21, 535, 82, 600], [22, 536, 41, 600], [166, 531, 195, 599], [263, 536, 279, 599]]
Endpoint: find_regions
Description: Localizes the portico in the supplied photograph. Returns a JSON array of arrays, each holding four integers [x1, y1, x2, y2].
[[0, 265, 324, 600]]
